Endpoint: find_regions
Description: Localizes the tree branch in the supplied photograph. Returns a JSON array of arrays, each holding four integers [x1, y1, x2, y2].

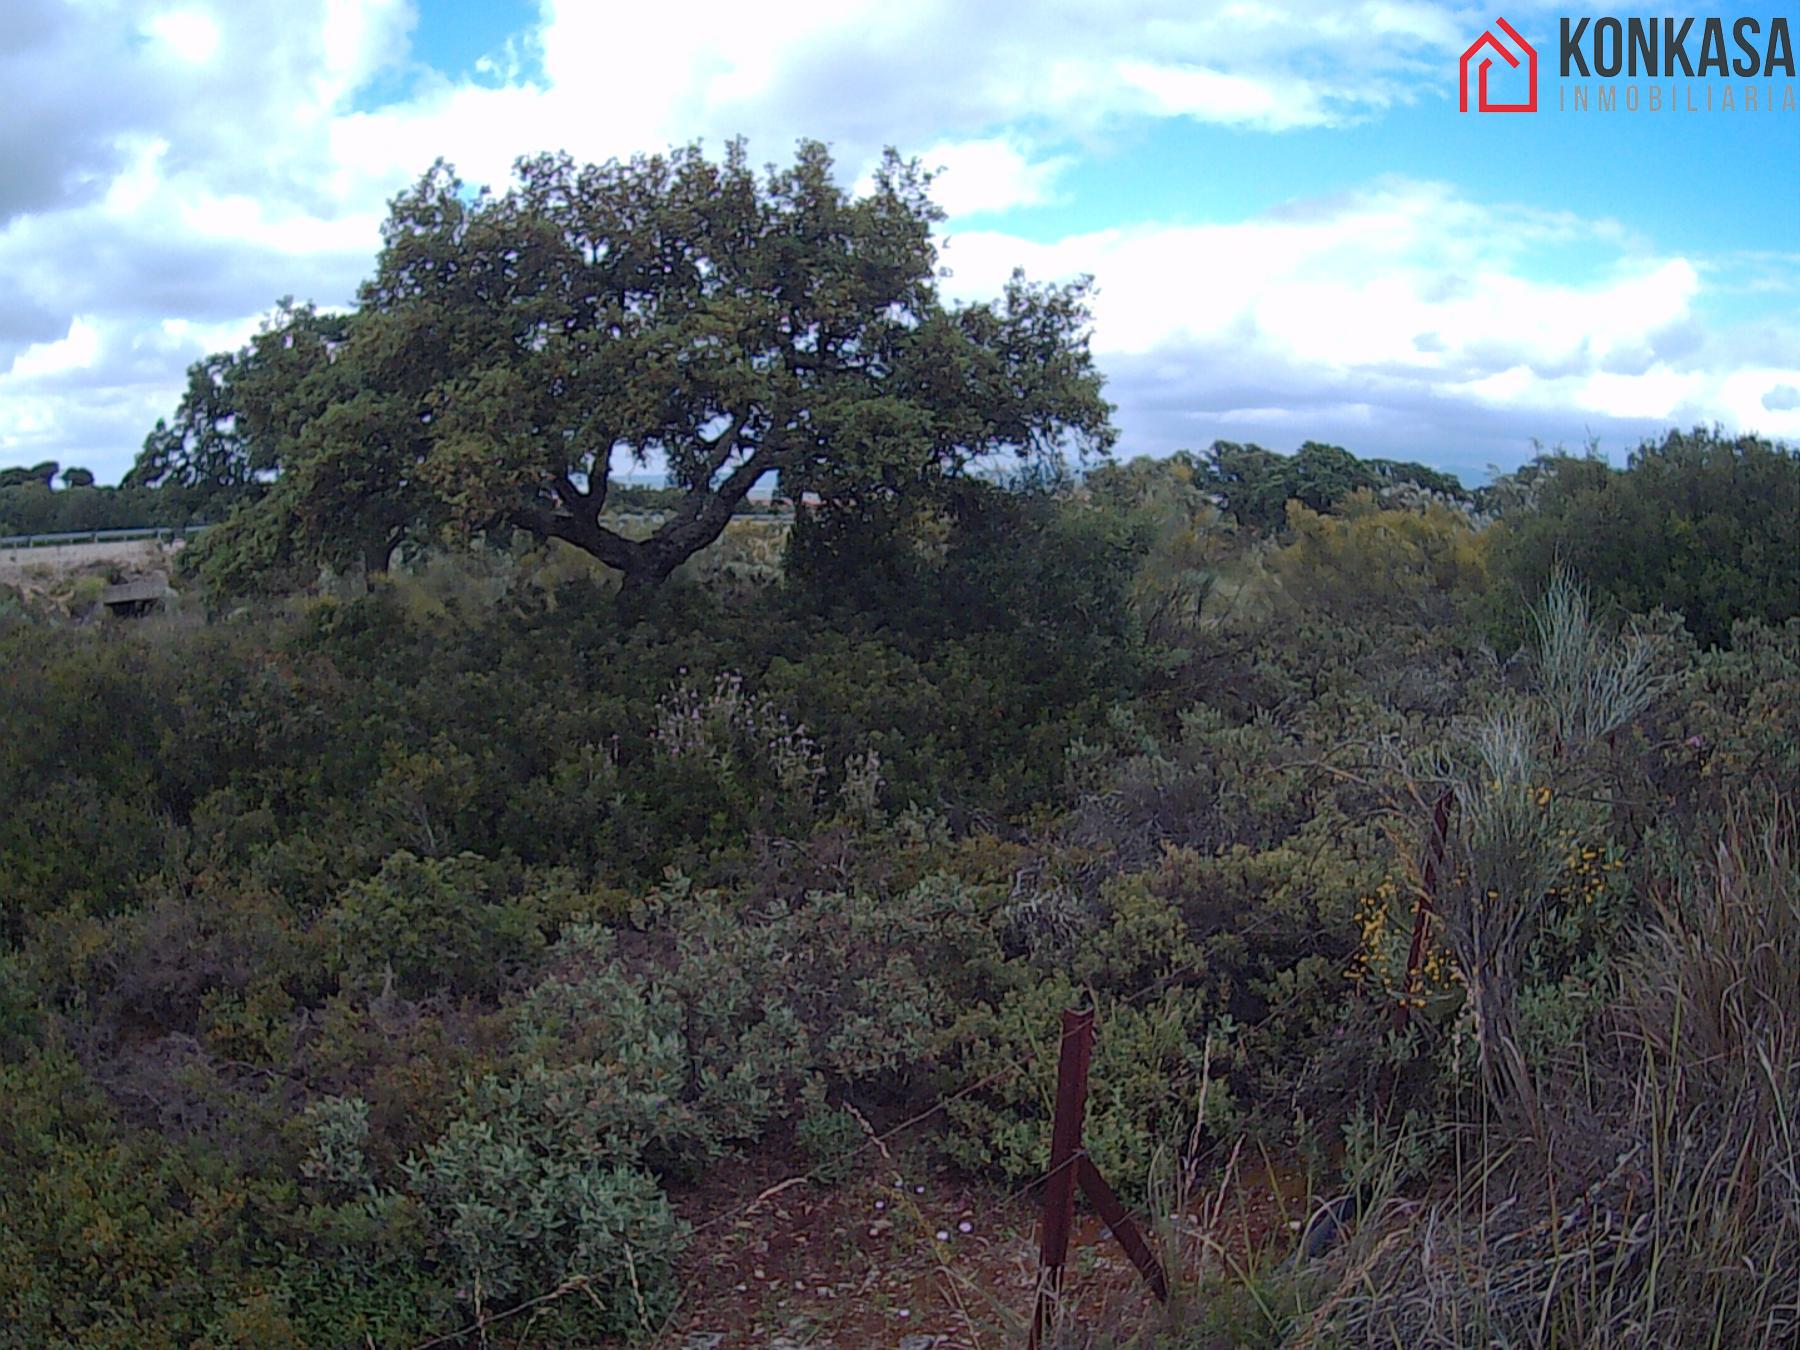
[[541, 512, 638, 573], [555, 471, 591, 527], [650, 445, 780, 568], [672, 416, 747, 527]]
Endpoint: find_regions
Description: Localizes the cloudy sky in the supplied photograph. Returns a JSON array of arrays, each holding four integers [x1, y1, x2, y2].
[[2, 0, 1796, 484]]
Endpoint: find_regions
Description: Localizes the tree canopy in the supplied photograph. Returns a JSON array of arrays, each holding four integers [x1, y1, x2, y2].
[[1194, 439, 1469, 533], [126, 302, 348, 521], [1493, 427, 1800, 647], [0, 461, 59, 491], [167, 140, 1114, 602]]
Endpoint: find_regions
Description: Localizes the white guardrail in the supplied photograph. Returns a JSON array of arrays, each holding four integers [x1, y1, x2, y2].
[[0, 525, 212, 549], [0, 513, 791, 551]]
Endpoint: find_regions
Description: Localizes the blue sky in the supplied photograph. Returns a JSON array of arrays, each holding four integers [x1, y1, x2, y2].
[[1, 0, 1795, 484]]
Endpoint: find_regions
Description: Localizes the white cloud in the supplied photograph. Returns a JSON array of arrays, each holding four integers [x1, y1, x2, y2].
[[0, 0, 1791, 482], [937, 181, 1800, 470], [146, 10, 221, 63], [1117, 59, 1321, 129], [312, 0, 1466, 197], [874, 137, 1072, 218], [8, 318, 103, 381], [0, 311, 274, 470]]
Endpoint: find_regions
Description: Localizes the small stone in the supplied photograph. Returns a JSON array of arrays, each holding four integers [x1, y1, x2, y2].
[[958, 1220, 973, 1233]]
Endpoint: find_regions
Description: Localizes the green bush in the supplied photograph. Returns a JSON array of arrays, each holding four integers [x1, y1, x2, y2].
[[1494, 430, 1800, 648], [323, 850, 550, 999], [402, 1110, 684, 1335]]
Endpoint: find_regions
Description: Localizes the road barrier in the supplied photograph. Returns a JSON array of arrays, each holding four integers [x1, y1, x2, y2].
[[0, 525, 212, 549]]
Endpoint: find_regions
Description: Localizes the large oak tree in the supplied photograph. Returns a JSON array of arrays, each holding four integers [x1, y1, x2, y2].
[[163, 139, 1114, 602]]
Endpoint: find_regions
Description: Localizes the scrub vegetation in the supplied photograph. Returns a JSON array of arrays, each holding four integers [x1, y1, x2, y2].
[[2, 140, 1796, 1348]]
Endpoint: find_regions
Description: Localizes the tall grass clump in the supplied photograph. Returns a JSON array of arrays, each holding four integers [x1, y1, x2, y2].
[[1438, 712, 1561, 1134], [1533, 566, 1656, 753], [1437, 572, 1649, 1135], [1300, 801, 1799, 1348]]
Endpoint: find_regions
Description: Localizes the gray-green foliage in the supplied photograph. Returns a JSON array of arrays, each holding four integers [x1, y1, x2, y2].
[[402, 1112, 682, 1332], [508, 924, 798, 1165], [642, 871, 998, 1083], [942, 974, 1229, 1192], [300, 1095, 375, 1197], [385, 874, 1005, 1327], [425, 871, 997, 1187], [794, 1078, 865, 1186], [293, 1006, 698, 1335], [1534, 568, 1656, 749]]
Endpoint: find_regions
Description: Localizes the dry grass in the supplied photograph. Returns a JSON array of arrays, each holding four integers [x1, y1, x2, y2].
[[1293, 801, 1800, 1348], [0, 537, 175, 588]]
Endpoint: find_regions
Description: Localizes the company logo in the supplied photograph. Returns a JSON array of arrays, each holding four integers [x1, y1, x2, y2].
[[1460, 14, 1795, 115], [1460, 16, 1538, 112]]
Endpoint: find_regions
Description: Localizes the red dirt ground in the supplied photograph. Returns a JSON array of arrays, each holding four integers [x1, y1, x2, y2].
[[644, 1136, 1314, 1348]]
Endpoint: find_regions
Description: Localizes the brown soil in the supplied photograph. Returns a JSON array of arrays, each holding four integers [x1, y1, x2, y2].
[[644, 1140, 1314, 1349]]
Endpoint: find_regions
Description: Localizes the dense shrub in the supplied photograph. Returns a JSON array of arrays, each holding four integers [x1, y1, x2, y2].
[[323, 851, 556, 1000], [1494, 429, 1800, 648], [402, 1111, 683, 1335], [1, 432, 1793, 1344]]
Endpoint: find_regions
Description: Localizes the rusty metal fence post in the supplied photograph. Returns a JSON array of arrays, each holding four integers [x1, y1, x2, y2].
[[1394, 787, 1456, 1035], [1030, 1006, 1167, 1348], [1031, 1007, 1094, 1347]]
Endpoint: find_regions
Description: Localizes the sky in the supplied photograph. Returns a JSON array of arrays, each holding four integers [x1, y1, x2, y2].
[[1, 0, 1796, 485]]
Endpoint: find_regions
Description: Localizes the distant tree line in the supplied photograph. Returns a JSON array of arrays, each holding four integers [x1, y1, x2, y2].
[[1184, 438, 1473, 534], [0, 461, 206, 536]]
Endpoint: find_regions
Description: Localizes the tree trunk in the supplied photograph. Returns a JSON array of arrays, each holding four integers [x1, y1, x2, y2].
[[363, 535, 396, 576], [532, 446, 778, 616], [614, 552, 682, 618]]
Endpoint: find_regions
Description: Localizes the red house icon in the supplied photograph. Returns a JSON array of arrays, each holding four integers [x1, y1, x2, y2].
[[1460, 17, 1537, 113]]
